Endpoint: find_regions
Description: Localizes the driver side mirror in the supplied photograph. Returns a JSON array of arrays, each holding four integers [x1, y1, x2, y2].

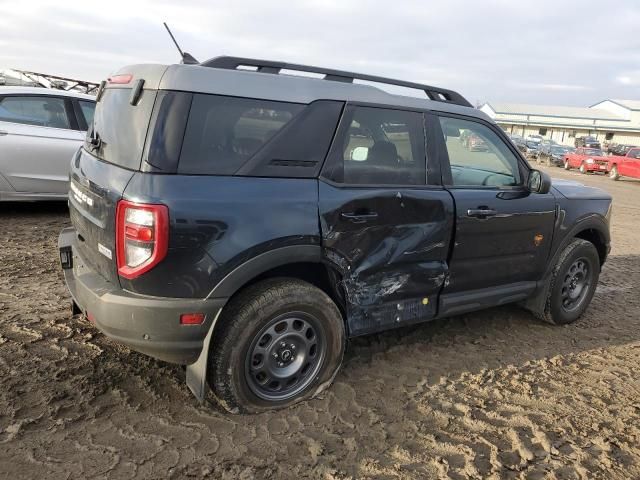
[[528, 169, 552, 194]]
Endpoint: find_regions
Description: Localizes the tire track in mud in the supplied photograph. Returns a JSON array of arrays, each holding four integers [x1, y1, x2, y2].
[[1, 169, 640, 479]]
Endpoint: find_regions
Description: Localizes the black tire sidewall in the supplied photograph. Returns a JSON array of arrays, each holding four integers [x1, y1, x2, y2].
[[210, 280, 345, 413], [548, 241, 600, 324]]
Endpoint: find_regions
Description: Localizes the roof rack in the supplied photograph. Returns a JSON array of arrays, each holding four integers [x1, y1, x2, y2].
[[200, 56, 472, 108]]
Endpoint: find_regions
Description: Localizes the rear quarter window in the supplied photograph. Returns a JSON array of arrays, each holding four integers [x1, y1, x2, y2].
[[178, 94, 304, 175]]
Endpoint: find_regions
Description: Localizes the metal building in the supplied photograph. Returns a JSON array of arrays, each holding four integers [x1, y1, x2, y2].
[[480, 99, 640, 147]]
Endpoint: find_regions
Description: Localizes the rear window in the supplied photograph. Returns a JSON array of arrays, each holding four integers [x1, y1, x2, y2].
[[87, 88, 156, 170], [178, 94, 304, 175]]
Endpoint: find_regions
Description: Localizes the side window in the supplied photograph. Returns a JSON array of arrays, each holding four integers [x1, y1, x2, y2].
[[178, 94, 304, 175], [628, 149, 640, 159], [0, 96, 70, 129], [339, 106, 425, 185], [79, 100, 96, 128], [439, 116, 521, 187]]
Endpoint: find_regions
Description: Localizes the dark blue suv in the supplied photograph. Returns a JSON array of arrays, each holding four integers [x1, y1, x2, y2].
[[59, 57, 611, 413]]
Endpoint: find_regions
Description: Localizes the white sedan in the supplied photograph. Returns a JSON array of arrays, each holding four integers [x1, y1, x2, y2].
[[0, 87, 95, 201]]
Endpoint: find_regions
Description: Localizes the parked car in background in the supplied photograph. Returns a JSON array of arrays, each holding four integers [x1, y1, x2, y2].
[[521, 140, 541, 158], [58, 56, 610, 413], [0, 87, 95, 201], [508, 133, 524, 144], [564, 147, 609, 173], [608, 143, 636, 157], [607, 147, 640, 181], [538, 144, 570, 166], [574, 136, 600, 149]]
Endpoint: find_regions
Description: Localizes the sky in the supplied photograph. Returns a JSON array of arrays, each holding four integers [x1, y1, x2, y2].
[[1, 0, 639, 107]]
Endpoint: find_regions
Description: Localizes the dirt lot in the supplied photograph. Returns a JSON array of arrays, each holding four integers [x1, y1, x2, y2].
[[1, 165, 639, 480]]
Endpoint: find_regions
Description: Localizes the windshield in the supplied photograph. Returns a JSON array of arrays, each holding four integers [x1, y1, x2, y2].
[[526, 141, 540, 148], [584, 148, 603, 156], [550, 146, 564, 154]]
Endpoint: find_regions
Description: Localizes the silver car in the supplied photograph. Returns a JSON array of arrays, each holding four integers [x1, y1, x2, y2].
[[0, 87, 95, 201]]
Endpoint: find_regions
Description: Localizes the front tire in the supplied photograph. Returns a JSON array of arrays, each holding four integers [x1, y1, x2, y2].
[[539, 239, 600, 325], [609, 165, 620, 181], [209, 278, 345, 413], [579, 163, 587, 174], [564, 160, 570, 170]]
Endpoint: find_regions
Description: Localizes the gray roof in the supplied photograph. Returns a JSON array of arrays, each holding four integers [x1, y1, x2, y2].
[[484, 102, 624, 121], [112, 62, 489, 121]]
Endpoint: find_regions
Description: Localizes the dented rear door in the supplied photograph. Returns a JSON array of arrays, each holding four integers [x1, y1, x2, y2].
[[318, 105, 454, 336]]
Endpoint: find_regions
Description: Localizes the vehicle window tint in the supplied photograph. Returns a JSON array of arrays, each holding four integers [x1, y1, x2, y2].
[[88, 88, 157, 170], [439, 116, 521, 187], [79, 100, 95, 127], [0, 96, 70, 129], [628, 149, 640, 159], [178, 94, 304, 175], [340, 106, 425, 185]]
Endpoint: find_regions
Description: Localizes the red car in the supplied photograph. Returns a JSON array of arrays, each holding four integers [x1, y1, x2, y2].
[[607, 147, 640, 181], [563, 147, 609, 174]]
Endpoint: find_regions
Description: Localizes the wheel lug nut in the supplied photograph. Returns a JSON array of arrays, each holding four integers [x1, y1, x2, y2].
[[290, 344, 296, 350], [280, 341, 286, 348], [272, 352, 279, 358]]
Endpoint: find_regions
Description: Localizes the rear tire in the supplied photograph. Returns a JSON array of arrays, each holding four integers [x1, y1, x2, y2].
[[609, 165, 620, 181], [208, 278, 345, 413], [538, 239, 600, 325]]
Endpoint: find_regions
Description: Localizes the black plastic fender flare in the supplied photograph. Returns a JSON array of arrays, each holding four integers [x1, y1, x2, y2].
[[186, 244, 323, 402], [523, 214, 610, 316]]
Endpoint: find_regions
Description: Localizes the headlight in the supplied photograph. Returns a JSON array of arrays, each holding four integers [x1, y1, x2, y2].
[[586, 158, 594, 164]]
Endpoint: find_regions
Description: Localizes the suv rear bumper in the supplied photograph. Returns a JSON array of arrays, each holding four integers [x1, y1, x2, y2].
[[58, 227, 226, 365]]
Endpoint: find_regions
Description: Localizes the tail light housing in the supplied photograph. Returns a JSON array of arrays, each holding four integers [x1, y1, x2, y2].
[[116, 200, 169, 279]]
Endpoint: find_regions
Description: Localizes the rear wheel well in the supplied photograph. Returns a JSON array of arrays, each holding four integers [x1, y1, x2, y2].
[[222, 262, 347, 321], [574, 228, 607, 265]]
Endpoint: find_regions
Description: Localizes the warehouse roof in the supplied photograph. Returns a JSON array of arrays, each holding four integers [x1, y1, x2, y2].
[[604, 99, 640, 111], [482, 102, 624, 121]]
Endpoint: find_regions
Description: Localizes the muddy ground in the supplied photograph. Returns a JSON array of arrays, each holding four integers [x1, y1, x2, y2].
[[1, 165, 639, 480]]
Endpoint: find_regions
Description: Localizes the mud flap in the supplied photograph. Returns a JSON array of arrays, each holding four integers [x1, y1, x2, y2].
[[186, 310, 221, 402]]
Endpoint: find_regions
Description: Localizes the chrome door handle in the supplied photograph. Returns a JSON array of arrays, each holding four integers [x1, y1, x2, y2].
[[467, 208, 497, 218]]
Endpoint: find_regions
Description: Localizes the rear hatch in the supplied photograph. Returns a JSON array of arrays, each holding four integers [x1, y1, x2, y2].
[[69, 65, 166, 285]]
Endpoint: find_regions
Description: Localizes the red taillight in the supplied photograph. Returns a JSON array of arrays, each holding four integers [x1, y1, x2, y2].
[[108, 74, 133, 84], [180, 313, 206, 325], [116, 200, 169, 279]]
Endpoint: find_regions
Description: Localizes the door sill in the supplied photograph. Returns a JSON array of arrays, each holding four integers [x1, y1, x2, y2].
[[438, 281, 536, 317]]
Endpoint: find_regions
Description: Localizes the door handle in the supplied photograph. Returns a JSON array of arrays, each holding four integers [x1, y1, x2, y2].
[[341, 212, 379, 223], [0, 130, 7, 136], [467, 208, 497, 218]]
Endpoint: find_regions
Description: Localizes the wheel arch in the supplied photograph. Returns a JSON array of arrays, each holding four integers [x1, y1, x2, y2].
[[523, 217, 610, 318], [186, 246, 347, 402]]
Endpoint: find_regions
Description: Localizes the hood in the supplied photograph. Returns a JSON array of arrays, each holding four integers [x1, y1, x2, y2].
[[551, 178, 612, 200]]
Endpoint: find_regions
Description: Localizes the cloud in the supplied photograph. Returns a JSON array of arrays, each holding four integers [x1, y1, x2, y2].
[[1, 0, 639, 106], [509, 82, 594, 92], [616, 73, 640, 86]]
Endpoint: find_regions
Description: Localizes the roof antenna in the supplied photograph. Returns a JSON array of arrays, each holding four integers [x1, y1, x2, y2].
[[163, 22, 199, 65]]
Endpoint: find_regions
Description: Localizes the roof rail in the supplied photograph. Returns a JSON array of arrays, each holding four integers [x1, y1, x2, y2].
[[200, 56, 473, 108]]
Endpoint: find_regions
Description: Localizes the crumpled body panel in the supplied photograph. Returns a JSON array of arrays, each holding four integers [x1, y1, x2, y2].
[[319, 181, 454, 335]]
